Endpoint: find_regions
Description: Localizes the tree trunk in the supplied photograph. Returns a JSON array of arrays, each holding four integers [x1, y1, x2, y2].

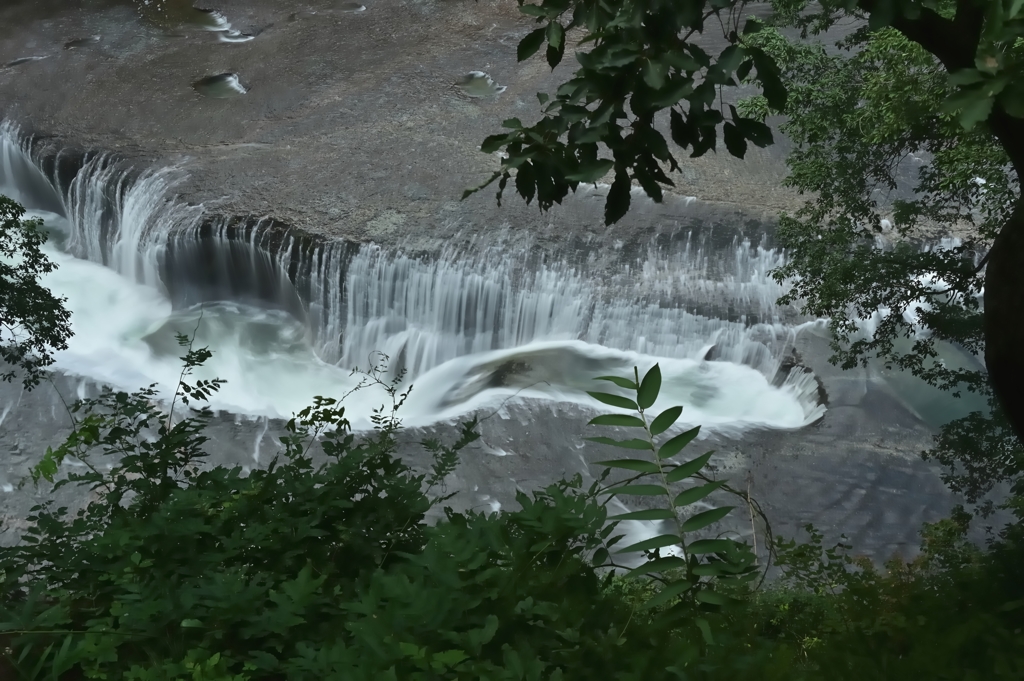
[[985, 195, 1024, 444]]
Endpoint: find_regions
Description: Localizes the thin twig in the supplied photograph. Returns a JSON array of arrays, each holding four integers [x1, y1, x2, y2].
[[747, 473, 758, 563], [166, 305, 205, 432]]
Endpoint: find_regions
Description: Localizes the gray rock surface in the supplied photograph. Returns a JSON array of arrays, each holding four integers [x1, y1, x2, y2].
[[0, 0, 815, 250]]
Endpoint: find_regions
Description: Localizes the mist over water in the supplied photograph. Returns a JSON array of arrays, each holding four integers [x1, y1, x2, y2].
[[0, 123, 825, 431]]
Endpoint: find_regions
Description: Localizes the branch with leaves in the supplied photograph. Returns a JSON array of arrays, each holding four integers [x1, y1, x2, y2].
[[584, 362, 763, 642], [463, 0, 786, 225]]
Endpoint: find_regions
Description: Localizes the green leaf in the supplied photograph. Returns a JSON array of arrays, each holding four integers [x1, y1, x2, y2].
[[681, 506, 734, 532], [615, 533, 681, 555], [502, 118, 523, 130], [736, 58, 753, 82], [518, 4, 549, 18], [435, 649, 469, 668], [605, 169, 632, 225], [948, 69, 986, 87], [691, 563, 730, 577], [751, 49, 787, 111], [586, 391, 639, 411], [958, 95, 994, 130], [723, 121, 747, 159], [588, 414, 646, 428], [592, 547, 610, 566], [595, 375, 638, 390], [695, 589, 731, 606], [596, 458, 659, 473], [736, 117, 773, 147], [480, 134, 512, 154], [637, 363, 661, 410], [518, 27, 547, 62], [537, 92, 549, 104], [546, 21, 564, 50], [670, 107, 695, 148], [608, 484, 670, 497], [975, 53, 1002, 75], [657, 426, 702, 460], [867, 0, 895, 31], [651, 76, 695, 108], [670, 479, 726, 504], [642, 579, 694, 610], [695, 617, 714, 644], [664, 49, 700, 72], [625, 555, 688, 578], [609, 508, 677, 521], [547, 39, 566, 69], [1001, 82, 1024, 118], [717, 45, 746, 75], [181, 619, 203, 628], [566, 159, 615, 182], [643, 59, 668, 90], [516, 160, 537, 204], [585, 437, 652, 450], [663, 450, 712, 483], [650, 406, 682, 435], [687, 539, 735, 555]]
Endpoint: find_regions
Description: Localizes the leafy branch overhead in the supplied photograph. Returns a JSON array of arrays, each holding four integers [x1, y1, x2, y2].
[[463, 0, 785, 225]]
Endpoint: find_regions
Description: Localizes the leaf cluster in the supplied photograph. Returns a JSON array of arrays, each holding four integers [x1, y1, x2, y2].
[[0, 348, 729, 681], [0, 196, 72, 389], [584, 363, 770, 642], [735, 18, 1022, 503], [464, 0, 784, 225]]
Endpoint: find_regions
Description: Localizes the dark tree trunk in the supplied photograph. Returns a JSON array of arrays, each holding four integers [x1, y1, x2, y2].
[[985, 196, 1024, 444]]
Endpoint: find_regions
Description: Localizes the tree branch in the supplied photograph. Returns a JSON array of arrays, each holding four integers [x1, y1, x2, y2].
[[856, 0, 976, 71], [953, 0, 985, 51], [855, 1, 1024, 181]]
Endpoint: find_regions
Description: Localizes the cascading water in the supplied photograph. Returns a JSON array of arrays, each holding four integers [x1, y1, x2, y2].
[[0, 122, 203, 289], [0, 121, 825, 430], [336, 239, 796, 382]]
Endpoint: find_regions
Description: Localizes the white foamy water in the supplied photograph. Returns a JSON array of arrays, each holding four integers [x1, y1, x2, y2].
[[1, 122, 824, 431], [27, 212, 821, 429]]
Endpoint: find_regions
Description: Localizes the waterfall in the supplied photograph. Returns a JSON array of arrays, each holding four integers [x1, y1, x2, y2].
[[0, 120, 824, 427], [335, 240, 797, 381], [0, 121, 203, 291]]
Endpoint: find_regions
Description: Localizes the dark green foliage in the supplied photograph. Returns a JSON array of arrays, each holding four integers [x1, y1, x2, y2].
[[0, 352, 723, 680], [2, 347, 1024, 678], [0, 195, 72, 388], [463, 0, 784, 225], [734, 13, 1023, 505], [736, 515, 1024, 680]]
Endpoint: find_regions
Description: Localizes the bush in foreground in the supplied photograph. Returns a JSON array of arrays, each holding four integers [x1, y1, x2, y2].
[[0, 337, 1022, 679]]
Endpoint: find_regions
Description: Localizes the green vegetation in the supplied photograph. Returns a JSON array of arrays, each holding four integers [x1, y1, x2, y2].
[[0, 195, 71, 388], [734, 3, 1023, 511], [1, 334, 1022, 679]]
